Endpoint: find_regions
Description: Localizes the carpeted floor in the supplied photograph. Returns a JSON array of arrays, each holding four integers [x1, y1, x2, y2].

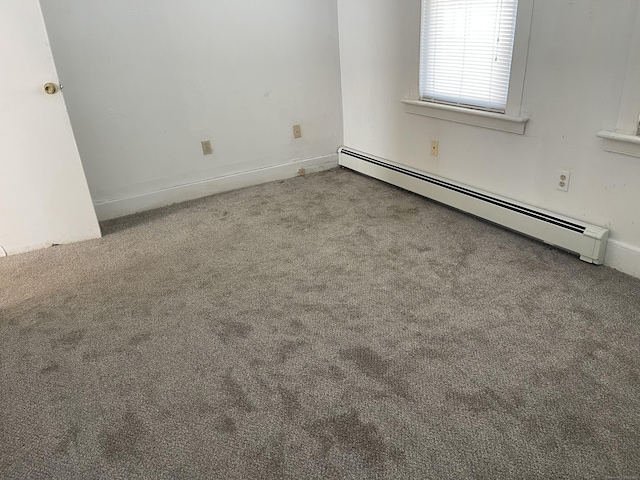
[[1, 168, 639, 479]]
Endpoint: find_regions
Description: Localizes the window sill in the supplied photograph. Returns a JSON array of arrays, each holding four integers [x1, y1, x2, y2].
[[597, 130, 640, 158], [402, 99, 529, 135]]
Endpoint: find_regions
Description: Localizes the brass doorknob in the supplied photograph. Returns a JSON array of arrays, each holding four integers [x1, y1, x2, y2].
[[44, 83, 57, 94]]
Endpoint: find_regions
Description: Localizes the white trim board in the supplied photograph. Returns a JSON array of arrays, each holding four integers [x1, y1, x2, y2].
[[597, 130, 640, 158], [94, 154, 338, 221], [605, 239, 640, 280], [402, 99, 529, 134]]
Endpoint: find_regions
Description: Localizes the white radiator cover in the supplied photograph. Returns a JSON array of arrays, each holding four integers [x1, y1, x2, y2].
[[338, 147, 609, 264]]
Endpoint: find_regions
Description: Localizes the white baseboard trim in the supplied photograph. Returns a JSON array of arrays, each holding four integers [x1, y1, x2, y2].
[[94, 154, 338, 221], [605, 239, 640, 279]]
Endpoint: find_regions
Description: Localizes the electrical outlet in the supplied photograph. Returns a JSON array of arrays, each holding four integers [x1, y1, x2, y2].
[[431, 140, 439, 157], [201, 140, 213, 155], [293, 124, 302, 139], [557, 170, 571, 192]]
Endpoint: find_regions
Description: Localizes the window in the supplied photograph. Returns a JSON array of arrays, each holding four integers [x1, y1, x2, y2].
[[597, 6, 640, 157], [402, 0, 533, 134], [419, 0, 518, 113]]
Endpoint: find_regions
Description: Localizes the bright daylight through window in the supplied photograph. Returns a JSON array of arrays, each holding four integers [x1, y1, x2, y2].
[[420, 0, 518, 113]]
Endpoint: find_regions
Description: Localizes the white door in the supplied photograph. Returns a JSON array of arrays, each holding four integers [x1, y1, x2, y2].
[[0, 0, 100, 256]]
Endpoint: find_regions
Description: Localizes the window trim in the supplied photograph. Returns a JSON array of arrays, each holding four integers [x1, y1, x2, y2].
[[596, 130, 640, 158], [402, 99, 528, 134], [597, 5, 640, 158], [404, 0, 533, 135]]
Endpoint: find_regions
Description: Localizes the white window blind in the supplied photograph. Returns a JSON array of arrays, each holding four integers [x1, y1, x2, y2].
[[420, 0, 519, 112]]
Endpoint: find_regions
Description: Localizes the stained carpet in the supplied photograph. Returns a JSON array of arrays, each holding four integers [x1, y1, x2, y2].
[[1, 168, 639, 479]]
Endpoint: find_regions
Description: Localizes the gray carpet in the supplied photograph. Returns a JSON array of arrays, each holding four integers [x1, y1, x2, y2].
[[1, 168, 639, 479]]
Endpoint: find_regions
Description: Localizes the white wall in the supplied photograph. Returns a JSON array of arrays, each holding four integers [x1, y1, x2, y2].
[[40, 0, 344, 219], [0, 0, 100, 256], [337, 0, 640, 278]]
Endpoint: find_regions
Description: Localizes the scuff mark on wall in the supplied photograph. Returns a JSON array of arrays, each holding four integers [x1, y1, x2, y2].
[[0, 245, 7, 257]]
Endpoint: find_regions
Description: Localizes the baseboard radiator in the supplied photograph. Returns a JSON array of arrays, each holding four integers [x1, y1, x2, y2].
[[338, 147, 609, 264]]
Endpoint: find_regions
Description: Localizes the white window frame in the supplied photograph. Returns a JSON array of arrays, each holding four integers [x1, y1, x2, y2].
[[597, 5, 640, 158], [403, 0, 533, 135]]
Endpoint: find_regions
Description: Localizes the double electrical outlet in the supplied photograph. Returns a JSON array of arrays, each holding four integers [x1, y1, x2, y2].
[[557, 170, 571, 192], [201, 140, 213, 155]]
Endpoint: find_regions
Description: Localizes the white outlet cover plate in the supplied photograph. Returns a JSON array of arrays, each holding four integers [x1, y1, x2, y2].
[[557, 170, 571, 192]]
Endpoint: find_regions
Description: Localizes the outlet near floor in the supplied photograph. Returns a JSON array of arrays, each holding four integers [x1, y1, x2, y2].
[[557, 170, 571, 192], [431, 140, 439, 157], [201, 140, 213, 155]]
